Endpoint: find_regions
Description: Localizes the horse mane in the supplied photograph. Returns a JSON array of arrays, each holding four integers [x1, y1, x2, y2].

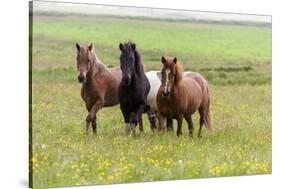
[[91, 51, 109, 77], [133, 48, 144, 75], [174, 61, 184, 83]]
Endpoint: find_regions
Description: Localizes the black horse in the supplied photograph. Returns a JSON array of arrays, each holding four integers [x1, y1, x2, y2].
[[118, 42, 151, 134]]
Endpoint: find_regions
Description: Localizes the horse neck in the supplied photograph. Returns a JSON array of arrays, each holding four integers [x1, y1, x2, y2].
[[130, 66, 142, 88], [86, 54, 107, 80], [171, 79, 184, 96]]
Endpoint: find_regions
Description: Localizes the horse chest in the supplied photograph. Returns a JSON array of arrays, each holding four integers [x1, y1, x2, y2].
[[81, 84, 99, 106], [160, 101, 178, 118], [119, 85, 144, 111], [158, 94, 186, 119]]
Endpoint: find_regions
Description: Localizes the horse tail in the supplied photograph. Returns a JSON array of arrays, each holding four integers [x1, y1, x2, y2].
[[204, 87, 212, 132]]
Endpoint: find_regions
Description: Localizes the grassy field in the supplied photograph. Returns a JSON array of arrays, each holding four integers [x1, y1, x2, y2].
[[31, 14, 272, 188]]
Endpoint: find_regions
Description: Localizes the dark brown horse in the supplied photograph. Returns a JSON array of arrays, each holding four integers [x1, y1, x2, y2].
[[76, 43, 122, 133], [156, 56, 212, 137]]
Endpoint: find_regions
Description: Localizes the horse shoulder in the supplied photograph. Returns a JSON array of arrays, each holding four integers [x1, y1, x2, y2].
[[173, 83, 188, 111], [95, 72, 120, 106]]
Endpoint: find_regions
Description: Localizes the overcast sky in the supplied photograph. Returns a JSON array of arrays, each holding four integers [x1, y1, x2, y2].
[[33, 1, 271, 23]]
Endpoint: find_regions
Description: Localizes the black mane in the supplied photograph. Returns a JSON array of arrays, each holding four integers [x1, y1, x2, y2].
[[133, 48, 144, 75]]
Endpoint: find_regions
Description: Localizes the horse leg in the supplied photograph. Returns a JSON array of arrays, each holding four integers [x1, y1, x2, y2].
[[176, 115, 183, 137], [133, 104, 145, 124], [166, 118, 174, 132], [156, 112, 165, 132], [85, 119, 90, 133], [185, 115, 194, 138], [91, 115, 97, 134], [129, 113, 137, 136], [198, 107, 205, 138], [139, 115, 144, 133], [120, 106, 131, 134], [131, 104, 146, 135], [147, 112, 157, 132], [87, 100, 104, 134], [84, 105, 91, 133]]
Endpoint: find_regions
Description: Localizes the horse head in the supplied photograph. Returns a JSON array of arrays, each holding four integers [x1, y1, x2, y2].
[[119, 42, 137, 86], [160, 55, 183, 97], [75, 43, 94, 83]]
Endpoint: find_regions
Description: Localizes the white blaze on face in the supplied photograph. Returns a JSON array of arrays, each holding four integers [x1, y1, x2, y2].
[[164, 69, 170, 93], [78, 71, 86, 77]]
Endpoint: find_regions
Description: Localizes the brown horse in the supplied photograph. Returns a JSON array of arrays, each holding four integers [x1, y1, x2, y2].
[[156, 56, 212, 137], [76, 43, 122, 133]]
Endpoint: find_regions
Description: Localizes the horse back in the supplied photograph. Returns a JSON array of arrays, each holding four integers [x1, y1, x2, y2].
[[183, 72, 209, 113]]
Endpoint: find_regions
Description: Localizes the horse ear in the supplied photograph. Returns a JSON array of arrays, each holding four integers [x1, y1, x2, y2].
[[173, 57, 177, 64], [131, 43, 136, 50], [161, 56, 166, 64], [76, 43, 80, 51], [88, 43, 93, 51], [119, 43, 123, 51]]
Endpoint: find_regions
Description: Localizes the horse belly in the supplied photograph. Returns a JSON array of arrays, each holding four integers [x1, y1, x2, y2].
[[185, 104, 199, 115], [184, 79, 203, 115], [104, 77, 121, 107]]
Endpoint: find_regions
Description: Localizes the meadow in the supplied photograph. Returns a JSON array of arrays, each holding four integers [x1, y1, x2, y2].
[[31, 13, 271, 188]]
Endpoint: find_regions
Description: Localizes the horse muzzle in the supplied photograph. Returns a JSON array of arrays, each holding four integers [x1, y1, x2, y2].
[[122, 77, 131, 86], [162, 91, 170, 97], [78, 73, 86, 83]]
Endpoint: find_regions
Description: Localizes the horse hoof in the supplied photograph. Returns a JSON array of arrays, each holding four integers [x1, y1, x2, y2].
[[177, 132, 182, 137], [132, 118, 139, 125], [125, 124, 131, 134]]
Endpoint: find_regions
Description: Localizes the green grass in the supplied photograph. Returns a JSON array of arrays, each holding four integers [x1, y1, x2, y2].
[[31, 82, 271, 188], [32, 16, 271, 68], [31, 14, 272, 188], [32, 64, 271, 86]]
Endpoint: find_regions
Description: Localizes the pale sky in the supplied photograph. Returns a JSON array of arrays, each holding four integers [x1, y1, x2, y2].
[[33, 1, 271, 24]]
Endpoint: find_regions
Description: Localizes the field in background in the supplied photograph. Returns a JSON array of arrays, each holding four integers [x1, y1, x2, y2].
[[31, 14, 271, 188], [32, 15, 271, 85]]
